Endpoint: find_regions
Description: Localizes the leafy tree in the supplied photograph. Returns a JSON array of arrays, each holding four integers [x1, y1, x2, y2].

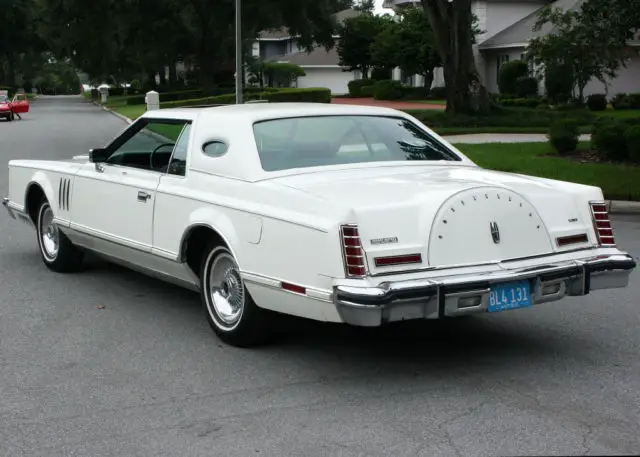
[[337, 13, 393, 79], [371, 7, 441, 89], [353, 0, 375, 13], [527, 3, 631, 103], [581, 0, 640, 45], [0, 0, 44, 88], [420, 0, 491, 114]]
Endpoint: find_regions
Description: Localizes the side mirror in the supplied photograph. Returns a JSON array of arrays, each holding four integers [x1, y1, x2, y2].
[[88, 148, 109, 163]]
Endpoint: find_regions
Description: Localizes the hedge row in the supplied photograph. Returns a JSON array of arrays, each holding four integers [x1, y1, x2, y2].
[[159, 87, 331, 109], [347, 78, 447, 101], [549, 115, 640, 163], [408, 106, 604, 129], [125, 86, 286, 106], [611, 92, 640, 110]]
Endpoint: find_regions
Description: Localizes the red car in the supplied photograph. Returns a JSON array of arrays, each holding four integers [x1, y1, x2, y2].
[[0, 93, 30, 121]]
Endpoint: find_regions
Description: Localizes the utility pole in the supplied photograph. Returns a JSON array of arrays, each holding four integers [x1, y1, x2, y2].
[[235, 0, 243, 104]]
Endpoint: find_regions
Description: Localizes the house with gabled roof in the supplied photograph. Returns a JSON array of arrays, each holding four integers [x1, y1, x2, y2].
[[251, 9, 364, 95], [383, 0, 640, 97]]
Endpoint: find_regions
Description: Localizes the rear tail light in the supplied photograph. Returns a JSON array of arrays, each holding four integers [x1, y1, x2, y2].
[[374, 253, 422, 267], [556, 233, 588, 247], [589, 202, 616, 247], [340, 224, 367, 278]]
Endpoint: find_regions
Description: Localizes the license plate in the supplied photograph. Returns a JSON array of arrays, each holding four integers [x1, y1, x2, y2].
[[488, 280, 532, 313]]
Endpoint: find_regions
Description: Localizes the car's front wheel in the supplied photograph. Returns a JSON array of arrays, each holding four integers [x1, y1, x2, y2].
[[36, 200, 84, 272], [200, 243, 273, 347]]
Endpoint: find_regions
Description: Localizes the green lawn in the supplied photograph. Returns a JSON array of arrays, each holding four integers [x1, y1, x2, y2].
[[115, 104, 146, 120], [455, 141, 640, 201], [595, 109, 640, 119]]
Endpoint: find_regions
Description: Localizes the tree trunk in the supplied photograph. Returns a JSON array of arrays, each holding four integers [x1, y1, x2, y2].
[[423, 69, 434, 91], [168, 61, 177, 88], [146, 71, 157, 90], [421, 0, 491, 114]]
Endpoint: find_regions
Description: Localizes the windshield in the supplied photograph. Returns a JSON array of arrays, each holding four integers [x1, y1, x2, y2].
[[252, 115, 461, 172], [0, 96, 8, 103]]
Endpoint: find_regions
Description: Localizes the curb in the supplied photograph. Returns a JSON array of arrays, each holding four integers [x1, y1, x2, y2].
[[86, 100, 640, 215], [607, 200, 640, 215], [91, 100, 133, 125]]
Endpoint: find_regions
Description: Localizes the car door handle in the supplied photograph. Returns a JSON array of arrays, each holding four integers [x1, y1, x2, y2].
[[137, 191, 151, 202]]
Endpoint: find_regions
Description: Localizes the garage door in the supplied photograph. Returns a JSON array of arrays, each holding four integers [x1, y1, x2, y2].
[[296, 68, 355, 95]]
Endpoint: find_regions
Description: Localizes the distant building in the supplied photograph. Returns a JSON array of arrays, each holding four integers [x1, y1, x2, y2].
[[253, 9, 364, 95], [383, 0, 640, 96]]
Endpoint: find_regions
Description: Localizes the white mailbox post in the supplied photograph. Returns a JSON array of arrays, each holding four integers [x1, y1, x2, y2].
[[99, 86, 109, 104], [145, 90, 160, 111]]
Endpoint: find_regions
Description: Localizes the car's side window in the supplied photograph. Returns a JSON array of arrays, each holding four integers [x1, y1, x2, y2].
[[105, 119, 190, 173], [202, 141, 228, 157], [166, 123, 192, 176]]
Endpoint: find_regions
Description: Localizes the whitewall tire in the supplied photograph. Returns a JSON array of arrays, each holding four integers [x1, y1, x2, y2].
[[36, 200, 84, 272], [200, 243, 273, 347]]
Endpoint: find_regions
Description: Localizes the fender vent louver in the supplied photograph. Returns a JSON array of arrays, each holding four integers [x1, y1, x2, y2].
[[58, 178, 71, 211]]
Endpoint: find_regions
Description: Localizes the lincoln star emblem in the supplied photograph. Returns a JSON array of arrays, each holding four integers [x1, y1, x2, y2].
[[489, 221, 501, 244]]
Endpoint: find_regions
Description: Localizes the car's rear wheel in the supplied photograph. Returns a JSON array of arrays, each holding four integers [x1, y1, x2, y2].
[[36, 200, 84, 272], [200, 243, 273, 347]]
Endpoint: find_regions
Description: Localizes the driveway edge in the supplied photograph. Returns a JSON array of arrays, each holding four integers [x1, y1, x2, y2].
[[91, 100, 133, 125], [88, 100, 640, 214], [607, 200, 640, 215]]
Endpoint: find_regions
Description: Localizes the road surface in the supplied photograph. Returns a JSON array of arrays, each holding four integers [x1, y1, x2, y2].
[[1, 96, 639, 457]]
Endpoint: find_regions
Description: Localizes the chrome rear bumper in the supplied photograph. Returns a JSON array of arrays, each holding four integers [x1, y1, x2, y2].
[[334, 253, 637, 326], [3, 197, 33, 226]]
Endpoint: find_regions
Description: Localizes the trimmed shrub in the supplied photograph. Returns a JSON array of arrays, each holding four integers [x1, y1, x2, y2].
[[592, 117, 629, 161], [360, 85, 374, 97], [348, 79, 376, 97], [548, 118, 580, 155], [545, 63, 573, 104], [628, 93, 640, 109], [624, 125, 640, 163], [408, 106, 595, 130], [429, 86, 447, 99], [401, 86, 430, 100], [372, 79, 404, 100], [126, 89, 205, 105], [264, 87, 331, 103], [515, 76, 539, 98], [586, 93, 607, 111], [498, 60, 529, 95], [160, 87, 331, 108], [611, 93, 631, 110], [499, 97, 542, 108]]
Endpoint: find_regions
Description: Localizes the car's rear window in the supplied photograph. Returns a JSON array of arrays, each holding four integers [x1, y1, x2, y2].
[[252, 115, 461, 172]]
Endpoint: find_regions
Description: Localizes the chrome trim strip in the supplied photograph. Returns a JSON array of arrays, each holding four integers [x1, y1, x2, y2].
[[69, 223, 152, 253], [367, 246, 606, 278], [151, 247, 180, 261], [241, 271, 333, 303], [52, 216, 71, 228]]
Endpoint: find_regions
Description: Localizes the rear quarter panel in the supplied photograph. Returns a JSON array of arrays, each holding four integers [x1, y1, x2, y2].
[[153, 172, 349, 292]]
